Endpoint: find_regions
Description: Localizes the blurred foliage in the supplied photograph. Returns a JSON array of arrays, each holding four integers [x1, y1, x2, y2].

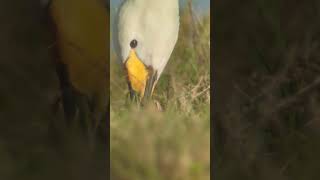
[[0, 1, 107, 180], [110, 2, 210, 180], [214, 0, 320, 179]]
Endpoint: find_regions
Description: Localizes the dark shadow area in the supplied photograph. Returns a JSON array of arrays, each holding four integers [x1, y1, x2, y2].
[[0, 1, 108, 179], [213, 0, 320, 179]]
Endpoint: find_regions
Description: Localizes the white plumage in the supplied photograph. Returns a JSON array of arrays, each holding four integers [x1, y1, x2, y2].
[[114, 0, 180, 80]]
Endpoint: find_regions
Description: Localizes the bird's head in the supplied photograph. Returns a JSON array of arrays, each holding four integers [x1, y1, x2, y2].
[[115, 0, 179, 102]]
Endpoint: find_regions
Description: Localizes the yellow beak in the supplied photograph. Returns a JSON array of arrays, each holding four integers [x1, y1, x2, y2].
[[124, 49, 157, 102]]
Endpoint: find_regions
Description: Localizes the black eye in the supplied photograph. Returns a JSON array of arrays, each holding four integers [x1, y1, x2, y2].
[[130, 39, 138, 48]]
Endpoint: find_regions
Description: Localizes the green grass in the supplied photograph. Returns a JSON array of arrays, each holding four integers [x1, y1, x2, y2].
[[110, 6, 210, 180]]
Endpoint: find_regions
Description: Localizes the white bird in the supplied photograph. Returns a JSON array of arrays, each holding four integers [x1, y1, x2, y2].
[[114, 0, 180, 102]]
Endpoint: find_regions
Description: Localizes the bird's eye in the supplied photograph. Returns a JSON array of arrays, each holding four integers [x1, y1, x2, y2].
[[130, 39, 138, 48]]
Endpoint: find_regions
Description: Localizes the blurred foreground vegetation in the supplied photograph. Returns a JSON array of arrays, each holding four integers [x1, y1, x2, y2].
[[110, 3, 210, 180], [214, 0, 320, 179], [0, 1, 107, 180]]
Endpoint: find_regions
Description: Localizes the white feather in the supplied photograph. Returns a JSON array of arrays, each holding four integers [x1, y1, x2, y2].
[[115, 0, 180, 78]]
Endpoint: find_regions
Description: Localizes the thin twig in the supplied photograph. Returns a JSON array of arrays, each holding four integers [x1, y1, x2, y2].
[[192, 86, 210, 101], [265, 76, 320, 116]]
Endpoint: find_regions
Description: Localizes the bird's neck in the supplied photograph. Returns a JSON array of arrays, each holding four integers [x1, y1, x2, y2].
[[134, 0, 179, 9]]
